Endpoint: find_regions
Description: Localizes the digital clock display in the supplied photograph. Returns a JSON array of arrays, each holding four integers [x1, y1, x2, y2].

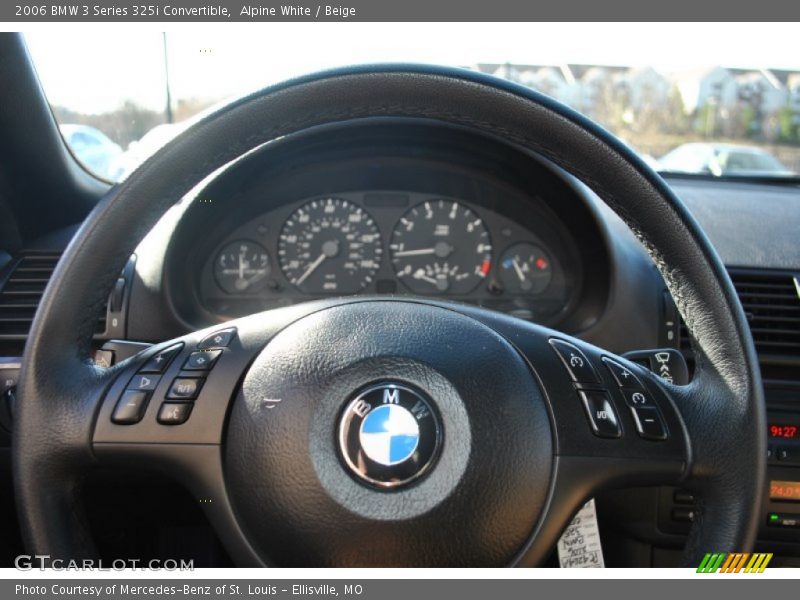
[[769, 424, 798, 439], [770, 480, 800, 502]]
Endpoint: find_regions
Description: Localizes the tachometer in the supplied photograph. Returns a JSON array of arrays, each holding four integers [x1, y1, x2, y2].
[[278, 198, 382, 294], [214, 240, 271, 294], [390, 199, 492, 294]]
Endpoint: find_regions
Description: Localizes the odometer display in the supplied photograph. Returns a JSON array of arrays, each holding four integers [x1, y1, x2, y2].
[[769, 424, 799, 439], [278, 198, 382, 294]]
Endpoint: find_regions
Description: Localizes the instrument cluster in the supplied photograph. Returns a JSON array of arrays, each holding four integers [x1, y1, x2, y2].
[[199, 190, 575, 324]]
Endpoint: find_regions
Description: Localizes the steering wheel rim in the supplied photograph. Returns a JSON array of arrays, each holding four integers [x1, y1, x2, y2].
[[13, 64, 765, 566]]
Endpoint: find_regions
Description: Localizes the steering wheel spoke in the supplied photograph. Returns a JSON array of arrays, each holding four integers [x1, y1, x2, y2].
[[445, 304, 692, 563], [90, 304, 332, 566]]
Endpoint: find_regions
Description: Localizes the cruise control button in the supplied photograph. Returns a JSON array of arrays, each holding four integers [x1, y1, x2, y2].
[[602, 357, 644, 389], [630, 405, 667, 440], [127, 373, 161, 392], [157, 402, 193, 425], [183, 350, 222, 371], [622, 388, 654, 407], [579, 391, 621, 438], [198, 328, 236, 349], [550, 339, 600, 384], [167, 377, 203, 400], [111, 390, 150, 424], [140, 344, 183, 374]]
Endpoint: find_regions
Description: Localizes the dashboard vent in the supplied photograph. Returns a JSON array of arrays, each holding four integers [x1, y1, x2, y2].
[[730, 270, 800, 359], [0, 253, 107, 339], [678, 270, 800, 361]]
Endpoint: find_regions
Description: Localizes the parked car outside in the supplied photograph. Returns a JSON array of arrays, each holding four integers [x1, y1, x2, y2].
[[659, 142, 795, 177], [59, 124, 123, 181]]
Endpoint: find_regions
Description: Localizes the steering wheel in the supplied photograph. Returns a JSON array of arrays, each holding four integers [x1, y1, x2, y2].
[[13, 65, 765, 567]]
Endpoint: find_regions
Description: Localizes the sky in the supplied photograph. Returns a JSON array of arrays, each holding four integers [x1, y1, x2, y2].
[[22, 23, 800, 114]]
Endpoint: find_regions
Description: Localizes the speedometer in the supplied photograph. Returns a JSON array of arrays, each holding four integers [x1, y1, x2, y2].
[[390, 199, 492, 294], [278, 198, 382, 294]]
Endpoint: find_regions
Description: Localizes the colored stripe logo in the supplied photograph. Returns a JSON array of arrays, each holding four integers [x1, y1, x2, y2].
[[697, 553, 773, 573]]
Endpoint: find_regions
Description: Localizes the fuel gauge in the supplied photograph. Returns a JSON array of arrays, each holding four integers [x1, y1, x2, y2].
[[498, 243, 552, 294], [214, 240, 271, 294]]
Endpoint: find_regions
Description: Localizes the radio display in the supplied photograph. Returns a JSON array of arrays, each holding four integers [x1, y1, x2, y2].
[[770, 480, 800, 502], [769, 424, 798, 439]]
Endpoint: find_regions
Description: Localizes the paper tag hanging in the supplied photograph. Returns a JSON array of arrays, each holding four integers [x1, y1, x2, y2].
[[557, 498, 605, 568]]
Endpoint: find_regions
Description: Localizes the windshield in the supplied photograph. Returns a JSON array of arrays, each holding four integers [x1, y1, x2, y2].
[[25, 24, 800, 182]]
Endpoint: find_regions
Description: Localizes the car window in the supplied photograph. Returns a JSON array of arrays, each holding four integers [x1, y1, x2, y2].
[[23, 26, 800, 182], [722, 151, 786, 172]]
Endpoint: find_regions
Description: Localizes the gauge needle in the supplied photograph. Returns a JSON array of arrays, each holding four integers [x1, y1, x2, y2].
[[295, 253, 326, 286], [246, 270, 268, 285], [512, 258, 526, 282], [239, 253, 246, 280], [412, 269, 439, 285], [394, 248, 437, 257], [395, 242, 453, 258]]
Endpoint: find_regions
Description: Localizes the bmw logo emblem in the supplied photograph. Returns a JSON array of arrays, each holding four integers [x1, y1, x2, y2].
[[338, 383, 442, 489]]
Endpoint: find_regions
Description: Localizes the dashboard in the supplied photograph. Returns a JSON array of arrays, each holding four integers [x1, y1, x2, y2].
[[162, 122, 612, 333], [200, 191, 571, 323]]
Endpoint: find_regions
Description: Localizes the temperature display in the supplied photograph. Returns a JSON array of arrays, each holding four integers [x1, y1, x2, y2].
[[770, 480, 800, 502], [769, 424, 799, 439]]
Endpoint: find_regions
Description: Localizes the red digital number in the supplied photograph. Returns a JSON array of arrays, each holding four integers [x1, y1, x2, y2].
[[770, 481, 800, 501], [769, 424, 798, 439]]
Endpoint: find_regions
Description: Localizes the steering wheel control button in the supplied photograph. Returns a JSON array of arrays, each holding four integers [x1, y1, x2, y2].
[[140, 343, 183, 374], [578, 391, 621, 438], [111, 390, 150, 425], [183, 350, 222, 371], [338, 382, 441, 489], [621, 388, 654, 408], [630, 406, 667, 440], [157, 402, 193, 425], [127, 373, 161, 392], [602, 357, 644, 390], [198, 328, 236, 349], [549, 339, 599, 384], [622, 349, 690, 386], [167, 377, 204, 400]]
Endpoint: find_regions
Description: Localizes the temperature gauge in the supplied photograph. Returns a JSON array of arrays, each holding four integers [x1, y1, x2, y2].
[[498, 243, 553, 294]]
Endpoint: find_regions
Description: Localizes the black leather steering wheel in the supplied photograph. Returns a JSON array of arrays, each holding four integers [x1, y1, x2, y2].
[[13, 65, 765, 566]]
